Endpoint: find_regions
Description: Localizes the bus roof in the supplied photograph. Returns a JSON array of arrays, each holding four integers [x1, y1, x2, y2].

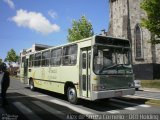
[[21, 35, 130, 55]]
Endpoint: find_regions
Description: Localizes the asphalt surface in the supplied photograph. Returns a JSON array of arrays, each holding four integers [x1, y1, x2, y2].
[[134, 90, 160, 100], [0, 75, 160, 120]]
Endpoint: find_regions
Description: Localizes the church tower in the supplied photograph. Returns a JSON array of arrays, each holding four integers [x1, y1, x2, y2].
[[108, 0, 160, 79]]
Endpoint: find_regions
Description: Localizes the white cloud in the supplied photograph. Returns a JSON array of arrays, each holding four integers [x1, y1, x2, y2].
[[3, 0, 15, 9], [48, 10, 58, 19], [11, 9, 60, 35]]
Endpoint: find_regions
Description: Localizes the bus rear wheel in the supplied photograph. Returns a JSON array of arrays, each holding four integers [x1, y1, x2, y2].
[[29, 79, 35, 91], [67, 87, 78, 104]]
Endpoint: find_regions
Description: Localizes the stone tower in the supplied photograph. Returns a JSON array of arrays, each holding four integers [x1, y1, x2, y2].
[[108, 0, 160, 80]]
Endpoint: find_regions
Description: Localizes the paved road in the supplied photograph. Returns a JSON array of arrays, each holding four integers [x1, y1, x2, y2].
[[0, 76, 160, 120], [134, 90, 160, 100], [124, 89, 160, 100]]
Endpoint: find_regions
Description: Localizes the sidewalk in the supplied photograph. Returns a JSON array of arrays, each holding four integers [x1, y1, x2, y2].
[[140, 87, 160, 93]]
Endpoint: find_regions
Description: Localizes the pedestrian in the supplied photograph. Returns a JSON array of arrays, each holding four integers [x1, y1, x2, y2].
[[0, 63, 10, 106]]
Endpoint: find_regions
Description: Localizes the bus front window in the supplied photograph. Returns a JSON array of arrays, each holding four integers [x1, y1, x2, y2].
[[93, 46, 132, 75]]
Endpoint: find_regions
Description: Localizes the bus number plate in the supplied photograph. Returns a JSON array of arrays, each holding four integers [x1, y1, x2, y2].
[[115, 91, 122, 97]]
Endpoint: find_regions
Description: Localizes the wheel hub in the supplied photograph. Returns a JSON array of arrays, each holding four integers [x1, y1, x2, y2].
[[69, 88, 75, 100]]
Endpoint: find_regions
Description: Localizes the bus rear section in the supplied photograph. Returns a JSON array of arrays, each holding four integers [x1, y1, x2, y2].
[[90, 36, 135, 100]]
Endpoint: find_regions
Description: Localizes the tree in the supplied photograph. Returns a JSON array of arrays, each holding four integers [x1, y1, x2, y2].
[[67, 16, 94, 42], [140, 0, 160, 44], [5, 49, 19, 63], [0, 57, 2, 64]]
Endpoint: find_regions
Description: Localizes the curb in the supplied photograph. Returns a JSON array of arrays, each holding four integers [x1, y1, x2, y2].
[[141, 89, 160, 93]]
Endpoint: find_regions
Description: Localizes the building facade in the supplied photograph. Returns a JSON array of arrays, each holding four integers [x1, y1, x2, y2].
[[108, 0, 160, 79], [20, 44, 51, 58]]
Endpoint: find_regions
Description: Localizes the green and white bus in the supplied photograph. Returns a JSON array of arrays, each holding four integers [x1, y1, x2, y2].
[[20, 35, 135, 104]]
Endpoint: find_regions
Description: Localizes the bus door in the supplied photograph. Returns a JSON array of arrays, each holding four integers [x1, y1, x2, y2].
[[23, 58, 28, 84], [80, 47, 91, 98]]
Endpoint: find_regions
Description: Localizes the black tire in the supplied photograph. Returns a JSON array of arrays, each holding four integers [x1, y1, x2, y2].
[[29, 79, 35, 91], [67, 87, 78, 104]]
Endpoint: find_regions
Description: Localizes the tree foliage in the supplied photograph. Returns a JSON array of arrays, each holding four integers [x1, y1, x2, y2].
[[5, 49, 19, 63], [0, 58, 2, 64], [140, 0, 160, 44], [67, 16, 94, 42]]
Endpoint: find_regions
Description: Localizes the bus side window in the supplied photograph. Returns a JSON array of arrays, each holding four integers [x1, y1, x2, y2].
[[34, 53, 41, 67], [42, 50, 50, 66], [51, 48, 62, 66], [29, 54, 34, 67], [62, 44, 77, 66]]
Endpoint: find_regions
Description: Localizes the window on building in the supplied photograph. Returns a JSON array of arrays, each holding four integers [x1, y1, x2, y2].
[[62, 44, 77, 66], [34, 53, 41, 67], [134, 24, 143, 59], [29, 54, 34, 67], [51, 48, 62, 66], [42, 50, 50, 66]]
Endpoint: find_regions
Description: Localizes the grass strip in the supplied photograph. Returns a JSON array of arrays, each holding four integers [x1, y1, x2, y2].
[[141, 80, 160, 89]]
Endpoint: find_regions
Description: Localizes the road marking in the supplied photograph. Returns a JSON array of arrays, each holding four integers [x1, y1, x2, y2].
[[7, 94, 48, 99], [50, 99, 94, 115], [107, 110, 120, 114], [109, 102, 137, 111], [29, 94, 48, 97], [125, 107, 137, 110], [125, 95, 160, 100], [110, 98, 138, 106], [138, 104, 151, 108], [32, 101, 64, 116], [111, 99, 151, 109], [13, 102, 42, 120]]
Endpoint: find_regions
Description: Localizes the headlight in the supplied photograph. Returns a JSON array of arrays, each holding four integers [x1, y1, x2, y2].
[[92, 84, 107, 91]]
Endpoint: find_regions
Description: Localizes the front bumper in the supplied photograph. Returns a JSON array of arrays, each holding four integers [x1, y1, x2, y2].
[[91, 88, 135, 100]]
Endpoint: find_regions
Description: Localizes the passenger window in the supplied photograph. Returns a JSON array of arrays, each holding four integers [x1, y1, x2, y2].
[[29, 54, 34, 67], [62, 44, 77, 66], [34, 53, 41, 67], [51, 48, 62, 66], [42, 51, 50, 66]]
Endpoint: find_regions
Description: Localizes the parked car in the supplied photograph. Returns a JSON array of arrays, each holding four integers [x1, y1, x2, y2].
[[134, 80, 141, 90]]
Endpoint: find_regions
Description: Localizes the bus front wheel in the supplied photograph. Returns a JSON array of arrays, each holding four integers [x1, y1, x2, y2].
[[67, 87, 78, 104], [29, 79, 35, 91]]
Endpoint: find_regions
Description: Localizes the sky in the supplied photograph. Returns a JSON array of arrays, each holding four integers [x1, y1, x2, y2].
[[0, 0, 109, 61]]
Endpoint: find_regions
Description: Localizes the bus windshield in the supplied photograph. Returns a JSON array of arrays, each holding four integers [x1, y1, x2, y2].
[[93, 45, 132, 75]]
